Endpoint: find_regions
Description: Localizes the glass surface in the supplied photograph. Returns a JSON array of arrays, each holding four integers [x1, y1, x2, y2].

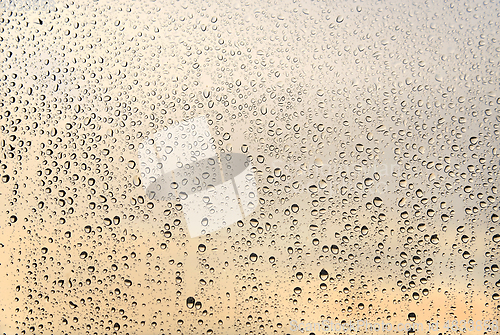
[[1, 0, 499, 334]]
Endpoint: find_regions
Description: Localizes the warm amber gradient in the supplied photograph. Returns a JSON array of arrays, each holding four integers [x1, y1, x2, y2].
[[1, 0, 499, 334]]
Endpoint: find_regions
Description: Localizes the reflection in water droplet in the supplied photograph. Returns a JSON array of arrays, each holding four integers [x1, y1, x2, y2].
[[319, 269, 329, 281]]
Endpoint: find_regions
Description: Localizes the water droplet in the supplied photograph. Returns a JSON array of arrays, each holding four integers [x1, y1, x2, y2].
[[319, 269, 329, 281]]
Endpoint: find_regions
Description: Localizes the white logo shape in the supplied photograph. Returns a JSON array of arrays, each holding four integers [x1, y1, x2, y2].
[[138, 116, 257, 238]]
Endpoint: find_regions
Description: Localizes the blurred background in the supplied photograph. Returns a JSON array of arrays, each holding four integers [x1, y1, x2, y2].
[[0, 0, 499, 334]]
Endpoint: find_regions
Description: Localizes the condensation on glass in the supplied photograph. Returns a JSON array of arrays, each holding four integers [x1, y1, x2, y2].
[[0, 0, 499, 334]]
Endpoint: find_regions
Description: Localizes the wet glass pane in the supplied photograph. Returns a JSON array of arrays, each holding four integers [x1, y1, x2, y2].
[[1, 0, 499, 334]]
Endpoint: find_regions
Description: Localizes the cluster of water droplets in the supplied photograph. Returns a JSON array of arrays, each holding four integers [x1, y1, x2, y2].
[[0, 0, 499, 334]]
